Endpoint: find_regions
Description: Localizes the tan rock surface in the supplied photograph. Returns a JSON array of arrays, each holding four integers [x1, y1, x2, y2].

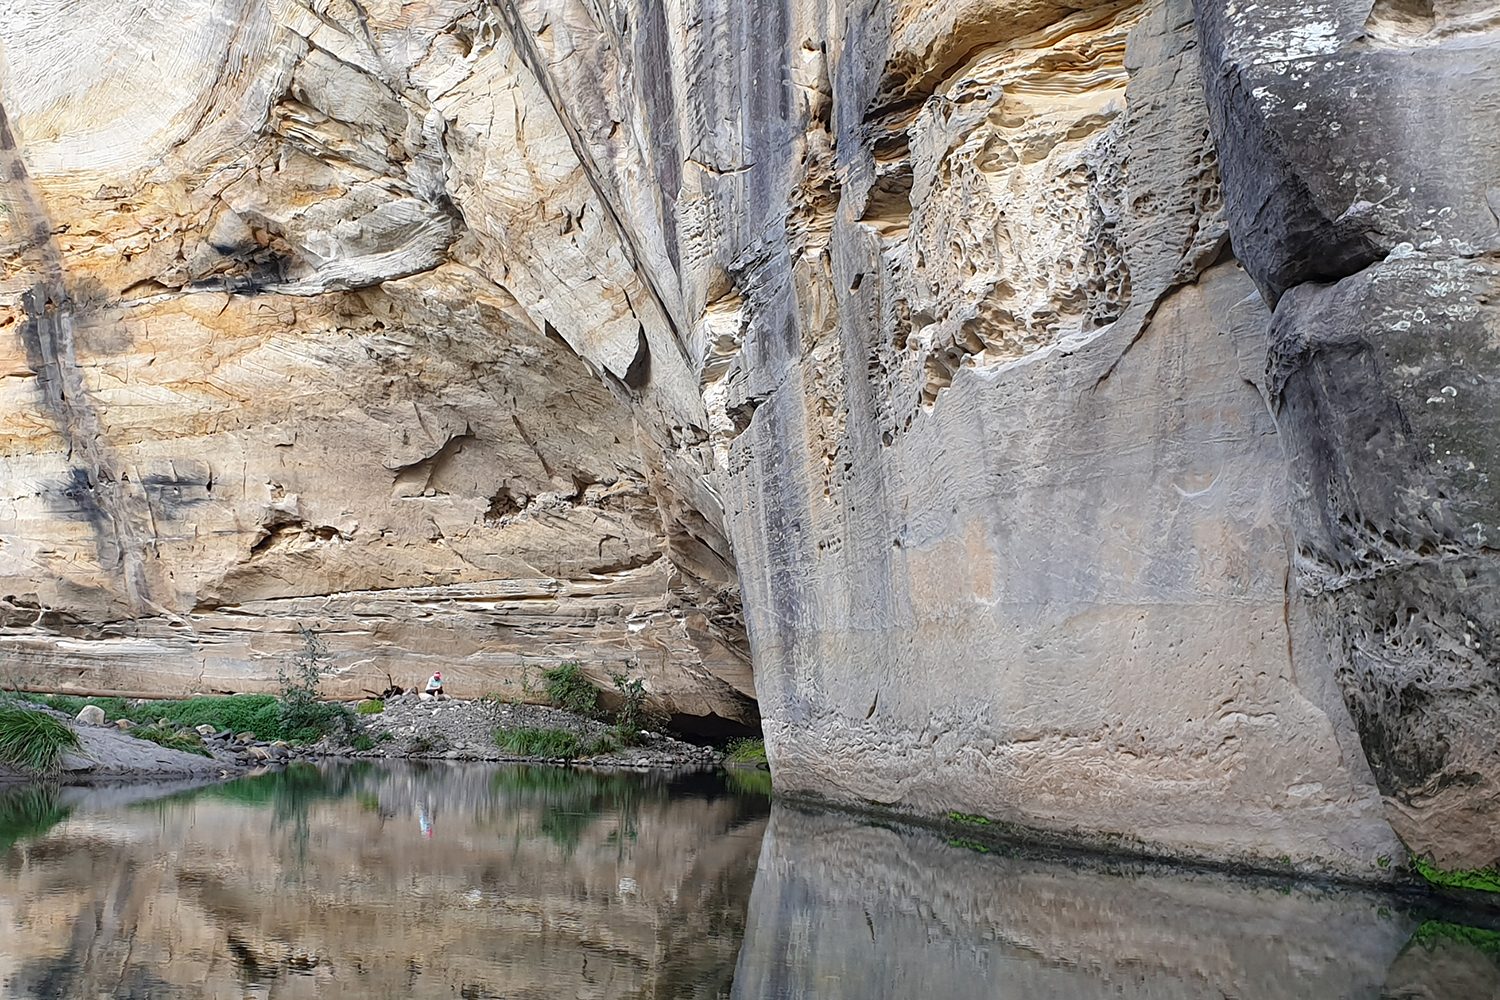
[[0, 1, 750, 726], [1, 0, 1492, 872], [0, 766, 767, 997]]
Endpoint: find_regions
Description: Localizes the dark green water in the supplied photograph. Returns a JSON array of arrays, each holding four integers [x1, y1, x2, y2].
[[0, 762, 1493, 999]]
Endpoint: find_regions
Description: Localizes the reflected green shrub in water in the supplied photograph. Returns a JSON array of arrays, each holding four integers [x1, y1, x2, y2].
[[0, 707, 81, 776], [725, 767, 772, 798], [1411, 920, 1500, 959], [130, 724, 212, 757], [491, 766, 644, 851], [0, 785, 70, 854]]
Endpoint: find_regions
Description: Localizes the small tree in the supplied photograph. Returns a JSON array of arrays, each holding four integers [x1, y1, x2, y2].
[[276, 626, 352, 744], [609, 671, 664, 746]]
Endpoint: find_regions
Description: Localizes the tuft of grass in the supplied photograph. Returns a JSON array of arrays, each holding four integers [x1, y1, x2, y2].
[[0, 707, 82, 776], [543, 663, 600, 718], [145, 695, 281, 738], [495, 726, 615, 759], [1413, 857, 1500, 893], [351, 733, 375, 752], [356, 699, 384, 715], [726, 737, 767, 765], [947, 811, 991, 827], [130, 724, 212, 758]]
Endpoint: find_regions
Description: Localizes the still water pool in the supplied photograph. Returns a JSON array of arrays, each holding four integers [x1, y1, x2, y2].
[[0, 762, 1494, 999]]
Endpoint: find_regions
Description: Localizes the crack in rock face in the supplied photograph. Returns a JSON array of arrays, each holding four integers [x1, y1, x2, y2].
[[0, 0, 1494, 875]]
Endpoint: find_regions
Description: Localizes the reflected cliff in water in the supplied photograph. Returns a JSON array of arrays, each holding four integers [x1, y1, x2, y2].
[[0, 764, 768, 999], [733, 807, 1500, 1000], [1, 765, 1495, 999]]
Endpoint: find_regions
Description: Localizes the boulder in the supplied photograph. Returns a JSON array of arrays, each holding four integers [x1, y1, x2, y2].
[[75, 705, 106, 726]]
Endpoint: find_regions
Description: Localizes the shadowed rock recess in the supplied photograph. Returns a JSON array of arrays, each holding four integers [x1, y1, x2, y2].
[[0, 1, 1493, 873]]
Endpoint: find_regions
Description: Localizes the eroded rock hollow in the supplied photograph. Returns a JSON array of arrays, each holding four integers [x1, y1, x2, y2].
[[0, 0, 1494, 873]]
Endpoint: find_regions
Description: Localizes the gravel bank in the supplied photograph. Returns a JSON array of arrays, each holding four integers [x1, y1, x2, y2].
[[305, 694, 723, 768]]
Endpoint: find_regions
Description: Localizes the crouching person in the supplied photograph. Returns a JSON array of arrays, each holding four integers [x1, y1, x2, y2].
[[420, 671, 447, 701]]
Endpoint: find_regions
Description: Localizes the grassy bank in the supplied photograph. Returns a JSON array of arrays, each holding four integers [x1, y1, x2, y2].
[[17, 693, 349, 746]]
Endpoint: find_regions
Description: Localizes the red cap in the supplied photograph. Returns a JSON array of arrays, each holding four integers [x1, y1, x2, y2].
[[434, 672, 442, 678]]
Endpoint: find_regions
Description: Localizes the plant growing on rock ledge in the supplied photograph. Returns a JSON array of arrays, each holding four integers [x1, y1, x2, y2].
[[1413, 857, 1500, 893], [543, 662, 600, 718]]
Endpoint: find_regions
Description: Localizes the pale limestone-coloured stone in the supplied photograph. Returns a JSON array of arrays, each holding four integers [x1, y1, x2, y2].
[[74, 705, 104, 726], [734, 806, 1422, 999], [0, 0, 1488, 873], [0, 768, 765, 997], [0, 1, 751, 727]]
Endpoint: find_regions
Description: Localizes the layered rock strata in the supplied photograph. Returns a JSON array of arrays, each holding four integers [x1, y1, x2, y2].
[[0, 1, 751, 727], [0, 0, 1495, 872]]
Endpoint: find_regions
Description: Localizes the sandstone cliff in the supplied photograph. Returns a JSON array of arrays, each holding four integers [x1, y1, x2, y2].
[[0, 0, 1495, 875]]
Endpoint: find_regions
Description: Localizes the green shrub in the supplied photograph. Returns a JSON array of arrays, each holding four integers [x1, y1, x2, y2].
[[495, 726, 614, 759], [543, 663, 600, 718], [1412, 920, 1500, 957], [0, 707, 81, 776], [726, 737, 767, 765], [351, 733, 375, 752], [131, 724, 212, 758], [608, 672, 664, 746], [356, 699, 384, 715]]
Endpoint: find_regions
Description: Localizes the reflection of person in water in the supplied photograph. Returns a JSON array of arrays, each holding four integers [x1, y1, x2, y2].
[[417, 801, 433, 839]]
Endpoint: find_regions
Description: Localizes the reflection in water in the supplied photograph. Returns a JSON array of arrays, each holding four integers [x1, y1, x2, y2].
[[1, 767, 1495, 999], [0, 764, 769, 999], [730, 807, 1500, 1000]]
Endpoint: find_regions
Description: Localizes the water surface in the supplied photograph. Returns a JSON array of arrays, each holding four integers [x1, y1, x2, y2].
[[0, 763, 1493, 998]]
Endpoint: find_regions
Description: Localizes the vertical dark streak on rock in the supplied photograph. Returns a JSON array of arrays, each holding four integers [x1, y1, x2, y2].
[[0, 102, 153, 609], [636, 0, 682, 274], [492, 0, 694, 367]]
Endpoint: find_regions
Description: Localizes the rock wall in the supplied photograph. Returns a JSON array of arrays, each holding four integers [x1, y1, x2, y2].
[[0, 1, 753, 728], [1198, 0, 1500, 872], [1, 0, 1495, 872]]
